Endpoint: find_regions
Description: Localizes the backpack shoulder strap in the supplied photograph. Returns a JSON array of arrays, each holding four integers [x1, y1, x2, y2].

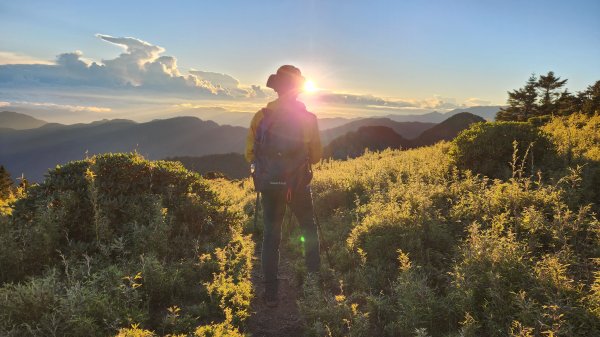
[[255, 108, 275, 144]]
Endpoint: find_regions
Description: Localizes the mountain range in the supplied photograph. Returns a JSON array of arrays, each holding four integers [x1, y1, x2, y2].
[[412, 112, 486, 146], [382, 106, 502, 123], [0, 109, 490, 181], [0, 111, 47, 130], [170, 107, 359, 129], [321, 118, 435, 144], [324, 125, 411, 159], [0, 116, 247, 181], [323, 112, 485, 159]]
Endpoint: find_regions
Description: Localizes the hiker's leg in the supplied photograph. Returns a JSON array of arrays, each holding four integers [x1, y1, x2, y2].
[[291, 186, 320, 273], [261, 189, 286, 296]]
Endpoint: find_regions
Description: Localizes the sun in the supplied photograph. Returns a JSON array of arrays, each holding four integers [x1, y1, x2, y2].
[[303, 80, 317, 93]]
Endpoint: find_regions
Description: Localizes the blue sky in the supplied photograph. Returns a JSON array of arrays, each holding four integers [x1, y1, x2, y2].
[[0, 0, 599, 122]]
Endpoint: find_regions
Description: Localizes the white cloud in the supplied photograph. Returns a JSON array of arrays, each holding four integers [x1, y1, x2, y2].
[[188, 70, 271, 98], [189, 70, 239, 89], [0, 34, 265, 99], [0, 51, 54, 65], [6, 101, 111, 113], [310, 92, 464, 110], [463, 97, 492, 107], [306, 92, 497, 112]]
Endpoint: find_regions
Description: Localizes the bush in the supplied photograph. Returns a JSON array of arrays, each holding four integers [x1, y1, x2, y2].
[[0, 153, 254, 337], [449, 122, 559, 180], [542, 113, 600, 208], [279, 144, 598, 336]]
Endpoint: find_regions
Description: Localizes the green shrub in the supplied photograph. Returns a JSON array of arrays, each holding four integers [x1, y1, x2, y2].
[[368, 251, 451, 336], [449, 122, 559, 180], [542, 113, 600, 208], [0, 153, 253, 337], [284, 144, 598, 336], [299, 277, 370, 337]]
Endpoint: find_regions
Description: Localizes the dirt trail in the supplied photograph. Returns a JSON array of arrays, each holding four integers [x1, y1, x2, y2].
[[246, 244, 304, 337]]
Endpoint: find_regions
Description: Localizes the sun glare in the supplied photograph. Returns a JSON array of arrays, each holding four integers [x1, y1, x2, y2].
[[304, 80, 317, 93]]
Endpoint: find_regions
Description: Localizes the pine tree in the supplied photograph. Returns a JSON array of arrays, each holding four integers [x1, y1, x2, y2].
[[537, 71, 568, 116], [555, 89, 580, 116], [496, 74, 538, 121], [0, 165, 14, 200], [580, 80, 600, 115]]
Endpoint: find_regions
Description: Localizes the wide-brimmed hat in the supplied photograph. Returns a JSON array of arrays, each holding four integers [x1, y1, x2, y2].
[[266, 65, 305, 93]]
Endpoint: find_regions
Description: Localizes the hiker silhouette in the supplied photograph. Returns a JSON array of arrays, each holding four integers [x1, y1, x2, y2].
[[246, 65, 322, 307]]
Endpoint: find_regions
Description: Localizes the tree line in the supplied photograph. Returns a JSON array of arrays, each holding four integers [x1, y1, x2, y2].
[[496, 71, 600, 122]]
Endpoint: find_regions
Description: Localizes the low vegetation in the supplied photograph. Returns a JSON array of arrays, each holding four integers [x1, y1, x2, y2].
[[209, 113, 600, 336], [0, 154, 253, 337], [1, 107, 599, 336]]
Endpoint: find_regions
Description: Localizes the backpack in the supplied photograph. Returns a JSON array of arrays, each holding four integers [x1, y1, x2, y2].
[[253, 105, 313, 195]]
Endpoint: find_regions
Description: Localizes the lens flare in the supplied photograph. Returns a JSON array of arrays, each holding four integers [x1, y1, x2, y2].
[[303, 80, 317, 93]]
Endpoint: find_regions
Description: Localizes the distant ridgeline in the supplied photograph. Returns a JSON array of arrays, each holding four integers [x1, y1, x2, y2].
[[0, 114, 247, 182], [0, 111, 47, 130], [0, 109, 496, 182], [324, 112, 485, 159]]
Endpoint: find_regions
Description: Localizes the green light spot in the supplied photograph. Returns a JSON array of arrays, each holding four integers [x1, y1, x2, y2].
[[300, 236, 305, 243]]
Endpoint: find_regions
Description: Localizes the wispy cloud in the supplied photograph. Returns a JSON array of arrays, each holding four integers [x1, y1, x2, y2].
[[463, 97, 492, 107], [7, 101, 111, 113], [307, 92, 490, 111], [0, 51, 54, 65]]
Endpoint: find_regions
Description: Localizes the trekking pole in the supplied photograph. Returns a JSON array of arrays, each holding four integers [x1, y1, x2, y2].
[[253, 192, 260, 234], [283, 205, 294, 239], [251, 162, 260, 234], [314, 209, 333, 267]]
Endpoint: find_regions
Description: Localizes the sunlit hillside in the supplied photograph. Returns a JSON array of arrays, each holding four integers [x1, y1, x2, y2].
[[0, 154, 254, 336], [206, 113, 600, 336], [1, 113, 599, 336]]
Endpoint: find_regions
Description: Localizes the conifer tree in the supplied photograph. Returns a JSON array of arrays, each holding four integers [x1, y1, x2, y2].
[[580, 80, 600, 115], [555, 89, 580, 116], [496, 74, 538, 121], [537, 71, 568, 116]]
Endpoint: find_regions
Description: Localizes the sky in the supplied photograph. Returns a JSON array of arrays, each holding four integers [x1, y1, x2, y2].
[[0, 0, 599, 123]]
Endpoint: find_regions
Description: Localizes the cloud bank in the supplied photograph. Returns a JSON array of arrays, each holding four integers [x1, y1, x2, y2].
[[0, 51, 54, 65], [308, 92, 491, 111], [0, 34, 498, 122], [0, 34, 267, 99]]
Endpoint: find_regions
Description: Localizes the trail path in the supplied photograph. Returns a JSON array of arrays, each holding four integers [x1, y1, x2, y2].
[[246, 243, 304, 337]]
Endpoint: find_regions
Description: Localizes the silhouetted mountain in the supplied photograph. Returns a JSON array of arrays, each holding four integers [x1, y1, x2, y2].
[[383, 106, 502, 123], [0, 116, 247, 181], [413, 112, 485, 146], [166, 153, 250, 180], [173, 107, 255, 127], [0, 111, 47, 130], [446, 106, 502, 121], [318, 117, 362, 130], [321, 118, 435, 144], [174, 108, 358, 130], [324, 126, 411, 159], [324, 113, 486, 159]]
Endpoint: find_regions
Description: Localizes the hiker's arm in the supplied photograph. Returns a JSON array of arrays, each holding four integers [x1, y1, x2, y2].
[[245, 111, 261, 163], [308, 116, 322, 164]]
